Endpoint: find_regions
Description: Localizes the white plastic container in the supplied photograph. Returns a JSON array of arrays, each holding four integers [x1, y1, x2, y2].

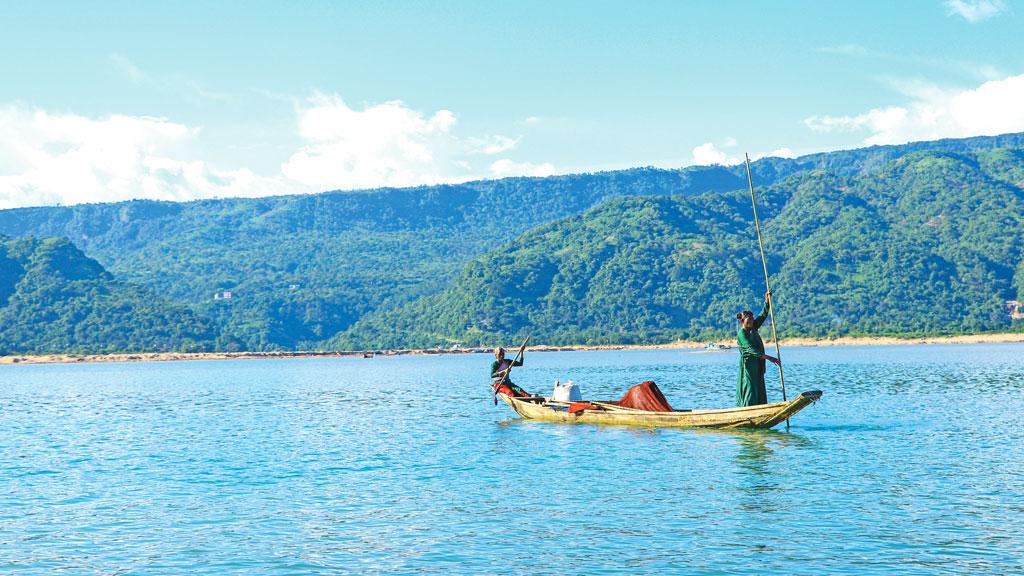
[[551, 380, 583, 402]]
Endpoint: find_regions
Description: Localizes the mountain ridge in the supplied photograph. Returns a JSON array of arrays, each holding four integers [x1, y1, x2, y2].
[[2, 133, 1024, 352], [335, 148, 1024, 348]]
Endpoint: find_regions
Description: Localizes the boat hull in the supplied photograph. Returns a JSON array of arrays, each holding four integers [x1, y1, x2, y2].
[[499, 390, 822, 429]]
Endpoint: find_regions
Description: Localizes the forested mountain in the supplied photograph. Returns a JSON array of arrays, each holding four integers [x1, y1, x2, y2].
[[1, 133, 1023, 352], [0, 166, 755, 350], [337, 149, 1024, 348], [0, 236, 215, 354]]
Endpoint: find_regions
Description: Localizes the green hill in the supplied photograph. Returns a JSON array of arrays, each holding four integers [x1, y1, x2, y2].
[[0, 236, 216, 354], [0, 167, 751, 350], [1, 133, 1023, 352], [336, 149, 1024, 348]]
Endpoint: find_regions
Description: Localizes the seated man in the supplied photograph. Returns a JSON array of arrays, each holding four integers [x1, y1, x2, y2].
[[491, 346, 529, 397]]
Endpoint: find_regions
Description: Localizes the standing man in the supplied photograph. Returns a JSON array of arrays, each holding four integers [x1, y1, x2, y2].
[[735, 291, 781, 407]]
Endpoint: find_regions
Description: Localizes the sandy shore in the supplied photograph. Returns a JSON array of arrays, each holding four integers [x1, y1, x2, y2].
[[0, 347, 584, 365], [2, 332, 1022, 365]]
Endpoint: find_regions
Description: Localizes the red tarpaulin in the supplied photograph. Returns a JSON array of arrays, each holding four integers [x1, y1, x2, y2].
[[612, 381, 673, 412], [568, 402, 599, 414]]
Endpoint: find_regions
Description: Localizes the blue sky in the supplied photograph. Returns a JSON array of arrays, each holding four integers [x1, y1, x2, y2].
[[1, 0, 1022, 208]]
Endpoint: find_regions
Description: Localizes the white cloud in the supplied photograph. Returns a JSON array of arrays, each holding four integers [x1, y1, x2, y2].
[[691, 142, 742, 166], [281, 95, 546, 189], [109, 54, 232, 103], [975, 64, 1006, 80], [818, 43, 1005, 82], [944, 0, 1006, 22], [0, 96, 555, 208], [0, 105, 289, 209], [281, 95, 459, 189], [489, 158, 556, 178], [755, 148, 796, 160], [803, 73, 1024, 145], [467, 135, 520, 155], [691, 140, 796, 166], [109, 54, 145, 82]]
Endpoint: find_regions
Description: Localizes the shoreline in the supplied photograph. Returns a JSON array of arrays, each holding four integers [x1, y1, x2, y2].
[[1, 332, 1022, 365]]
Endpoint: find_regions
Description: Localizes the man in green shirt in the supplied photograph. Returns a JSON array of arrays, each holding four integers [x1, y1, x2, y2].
[[491, 346, 528, 397], [736, 291, 781, 407]]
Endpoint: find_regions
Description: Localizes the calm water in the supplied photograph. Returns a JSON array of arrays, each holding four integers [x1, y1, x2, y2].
[[1, 344, 1022, 575]]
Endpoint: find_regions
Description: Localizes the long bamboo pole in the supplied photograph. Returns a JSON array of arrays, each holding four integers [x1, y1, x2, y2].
[[744, 154, 788, 425]]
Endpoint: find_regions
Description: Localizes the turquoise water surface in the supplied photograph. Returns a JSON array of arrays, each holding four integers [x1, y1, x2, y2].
[[2, 344, 1022, 574]]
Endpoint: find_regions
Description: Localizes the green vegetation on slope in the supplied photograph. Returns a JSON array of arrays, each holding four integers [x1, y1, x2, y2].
[[3, 132, 1023, 351], [0, 236, 216, 354], [0, 169, 746, 350], [337, 150, 1024, 348], [1, 134, 1024, 353]]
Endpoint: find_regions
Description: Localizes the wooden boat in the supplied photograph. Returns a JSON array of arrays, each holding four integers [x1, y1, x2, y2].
[[497, 390, 822, 429]]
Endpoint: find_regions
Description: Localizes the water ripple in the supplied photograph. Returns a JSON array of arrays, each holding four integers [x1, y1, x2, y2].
[[0, 345, 1023, 574]]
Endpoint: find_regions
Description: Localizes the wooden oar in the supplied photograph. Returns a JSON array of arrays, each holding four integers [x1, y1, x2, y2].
[[492, 335, 530, 404], [744, 154, 789, 430]]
